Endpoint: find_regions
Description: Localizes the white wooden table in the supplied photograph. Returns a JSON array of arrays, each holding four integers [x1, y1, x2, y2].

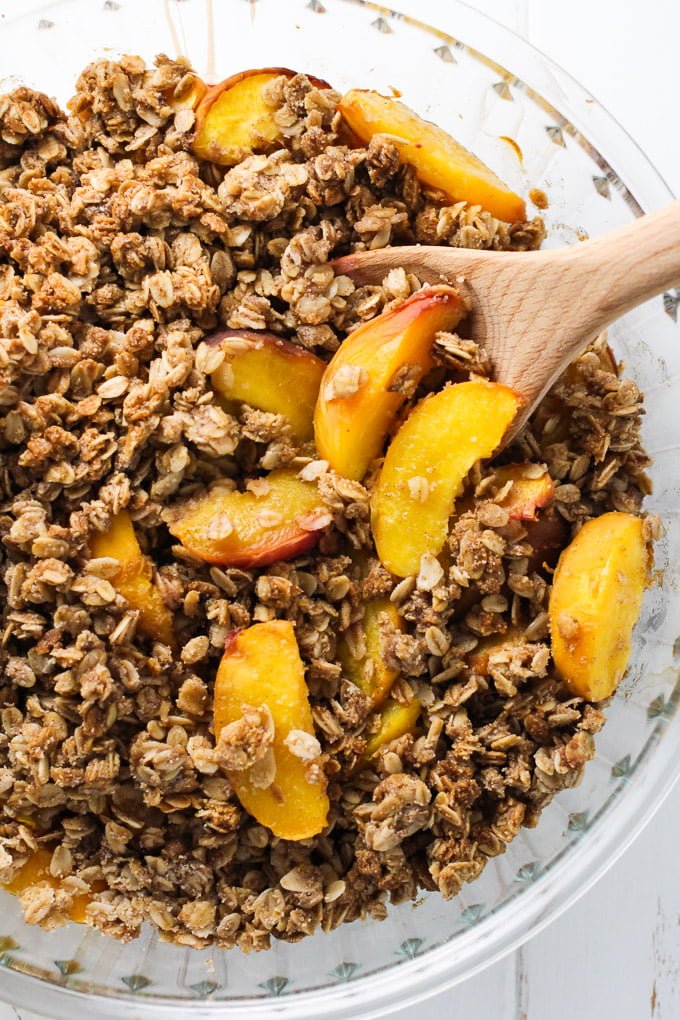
[[3, 1, 679, 1018]]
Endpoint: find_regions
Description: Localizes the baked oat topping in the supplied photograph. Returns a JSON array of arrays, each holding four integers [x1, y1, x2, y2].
[[0, 57, 654, 951]]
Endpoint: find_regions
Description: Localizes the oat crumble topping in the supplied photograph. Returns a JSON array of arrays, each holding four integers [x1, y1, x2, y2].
[[0, 57, 653, 951]]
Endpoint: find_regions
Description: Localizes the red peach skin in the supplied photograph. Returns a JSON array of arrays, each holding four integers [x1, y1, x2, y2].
[[193, 68, 330, 164], [167, 468, 330, 567], [492, 463, 555, 521]]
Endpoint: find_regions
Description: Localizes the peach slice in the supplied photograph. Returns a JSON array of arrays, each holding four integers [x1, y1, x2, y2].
[[193, 67, 330, 164], [214, 620, 329, 840], [207, 329, 326, 442], [456, 463, 554, 522], [364, 697, 421, 760], [338, 598, 403, 708], [492, 463, 555, 521], [371, 380, 522, 578], [3, 849, 104, 924], [549, 512, 651, 701], [314, 285, 467, 481], [524, 508, 567, 573], [467, 626, 523, 675], [338, 89, 527, 223], [89, 511, 174, 647], [167, 468, 330, 568]]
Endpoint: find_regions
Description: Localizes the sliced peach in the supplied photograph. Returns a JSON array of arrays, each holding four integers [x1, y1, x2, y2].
[[214, 620, 329, 840], [314, 285, 467, 481], [69, 893, 97, 924], [207, 329, 326, 442], [468, 626, 523, 675], [193, 67, 330, 164], [167, 468, 330, 568], [549, 512, 651, 701], [364, 697, 421, 760], [3, 849, 104, 924], [456, 463, 554, 522], [371, 381, 522, 578], [89, 511, 174, 646], [338, 598, 403, 708], [492, 464, 555, 521], [338, 89, 527, 223], [525, 508, 567, 573]]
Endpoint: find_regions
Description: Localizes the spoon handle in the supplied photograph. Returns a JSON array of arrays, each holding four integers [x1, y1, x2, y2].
[[550, 199, 680, 326], [331, 202, 680, 440], [484, 201, 680, 434], [501, 200, 680, 415]]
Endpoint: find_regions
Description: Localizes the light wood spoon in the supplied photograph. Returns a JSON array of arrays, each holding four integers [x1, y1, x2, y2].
[[332, 201, 680, 438]]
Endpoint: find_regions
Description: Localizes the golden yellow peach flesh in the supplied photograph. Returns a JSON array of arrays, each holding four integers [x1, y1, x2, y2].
[[549, 512, 651, 701], [371, 380, 522, 577], [338, 89, 527, 223], [214, 620, 329, 840], [314, 285, 467, 481], [168, 468, 330, 568], [89, 511, 174, 647]]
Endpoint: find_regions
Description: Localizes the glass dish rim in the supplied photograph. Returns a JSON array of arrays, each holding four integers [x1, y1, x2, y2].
[[0, 1, 677, 1017]]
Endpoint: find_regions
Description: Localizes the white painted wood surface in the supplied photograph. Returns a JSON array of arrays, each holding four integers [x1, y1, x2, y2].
[[2, 1, 679, 1018]]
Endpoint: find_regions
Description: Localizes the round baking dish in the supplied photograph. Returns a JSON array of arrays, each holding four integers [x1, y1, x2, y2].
[[0, 1, 678, 1017]]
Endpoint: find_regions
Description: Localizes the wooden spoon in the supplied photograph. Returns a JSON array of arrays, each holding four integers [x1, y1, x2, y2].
[[332, 201, 680, 437]]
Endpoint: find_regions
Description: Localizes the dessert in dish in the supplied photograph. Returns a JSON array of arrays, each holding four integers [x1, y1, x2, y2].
[[0, 58, 655, 949]]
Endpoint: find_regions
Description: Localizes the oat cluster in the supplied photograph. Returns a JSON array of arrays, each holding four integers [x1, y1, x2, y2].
[[0, 57, 650, 949]]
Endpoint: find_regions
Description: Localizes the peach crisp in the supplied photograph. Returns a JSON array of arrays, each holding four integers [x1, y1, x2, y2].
[[0, 57, 654, 954]]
